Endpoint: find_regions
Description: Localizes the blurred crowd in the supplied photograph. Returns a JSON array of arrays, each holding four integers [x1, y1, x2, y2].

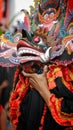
[[0, 66, 16, 130], [0, 1, 21, 128]]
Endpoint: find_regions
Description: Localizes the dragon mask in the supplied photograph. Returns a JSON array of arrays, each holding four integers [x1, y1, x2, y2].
[[0, 29, 73, 68]]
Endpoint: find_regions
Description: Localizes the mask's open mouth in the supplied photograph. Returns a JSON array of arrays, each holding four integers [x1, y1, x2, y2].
[[16, 39, 44, 64], [17, 47, 41, 57]]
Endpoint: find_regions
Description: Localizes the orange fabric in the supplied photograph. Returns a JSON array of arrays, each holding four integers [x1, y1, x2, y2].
[[0, 0, 4, 22], [10, 74, 29, 129], [47, 65, 73, 92], [47, 65, 73, 126], [49, 94, 73, 126]]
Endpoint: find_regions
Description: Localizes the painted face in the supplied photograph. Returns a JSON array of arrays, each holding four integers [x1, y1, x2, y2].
[[0, 31, 72, 68], [17, 38, 45, 73], [38, 7, 60, 24], [43, 9, 56, 20], [16, 39, 46, 64]]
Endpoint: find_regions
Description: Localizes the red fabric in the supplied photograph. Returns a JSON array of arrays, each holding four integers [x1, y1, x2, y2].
[[68, 0, 73, 11], [47, 65, 73, 92], [10, 74, 29, 129], [49, 94, 73, 126], [64, 0, 73, 26], [0, 105, 3, 113]]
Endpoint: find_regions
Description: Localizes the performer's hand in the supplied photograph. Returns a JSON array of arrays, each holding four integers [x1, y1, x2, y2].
[[22, 65, 48, 92], [22, 65, 51, 107], [0, 80, 9, 90]]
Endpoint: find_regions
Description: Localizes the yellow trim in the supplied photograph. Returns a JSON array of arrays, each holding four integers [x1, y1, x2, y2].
[[55, 98, 73, 120], [67, 22, 73, 31], [69, 70, 73, 81]]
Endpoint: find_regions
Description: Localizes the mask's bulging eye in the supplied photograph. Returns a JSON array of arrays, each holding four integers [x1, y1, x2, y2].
[[44, 12, 55, 19], [43, 8, 55, 19], [43, 14, 49, 19], [49, 12, 55, 18], [33, 36, 40, 43]]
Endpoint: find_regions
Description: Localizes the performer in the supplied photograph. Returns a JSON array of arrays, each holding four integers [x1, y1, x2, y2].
[[9, 27, 73, 130], [0, 0, 73, 130]]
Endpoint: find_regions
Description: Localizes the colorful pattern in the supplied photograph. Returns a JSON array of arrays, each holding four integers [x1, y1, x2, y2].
[[0, 32, 22, 67], [0, 1, 73, 66], [0, 0, 73, 130]]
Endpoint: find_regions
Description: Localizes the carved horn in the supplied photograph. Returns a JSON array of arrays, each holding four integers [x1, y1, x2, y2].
[[40, 47, 52, 63], [38, 4, 43, 14], [44, 47, 52, 61]]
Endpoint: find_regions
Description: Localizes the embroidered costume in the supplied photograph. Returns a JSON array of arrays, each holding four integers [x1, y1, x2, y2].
[[0, 0, 73, 130]]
